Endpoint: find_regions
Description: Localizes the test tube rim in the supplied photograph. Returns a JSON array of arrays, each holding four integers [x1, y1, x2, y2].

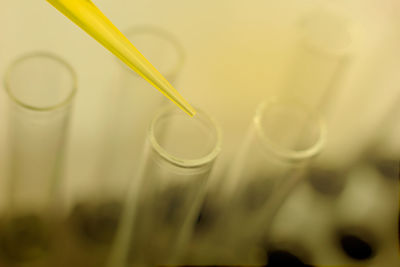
[[4, 51, 78, 112], [298, 9, 353, 57], [254, 97, 326, 162], [117, 25, 185, 80], [148, 105, 222, 169]]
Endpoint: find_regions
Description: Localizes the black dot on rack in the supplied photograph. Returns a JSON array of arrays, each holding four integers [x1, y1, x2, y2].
[[93, 201, 122, 242], [70, 201, 122, 244], [266, 249, 311, 267], [339, 233, 375, 260], [374, 158, 399, 180], [308, 168, 346, 196]]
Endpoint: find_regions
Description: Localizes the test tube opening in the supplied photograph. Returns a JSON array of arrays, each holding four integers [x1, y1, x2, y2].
[[4, 52, 77, 111], [255, 98, 325, 162], [299, 10, 352, 56], [149, 105, 222, 169]]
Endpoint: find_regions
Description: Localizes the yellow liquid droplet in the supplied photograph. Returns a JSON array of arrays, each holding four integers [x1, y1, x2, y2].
[[46, 0, 196, 117]]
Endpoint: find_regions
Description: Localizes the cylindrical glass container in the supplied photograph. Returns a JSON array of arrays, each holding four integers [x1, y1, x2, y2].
[[280, 10, 351, 114], [64, 26, 185, 266], [0, 52, 77, 264], [94, 25, 186, 200], [108, 105, 221, 267], [319, 10, 400, 169], [190, 98, 325, 264]]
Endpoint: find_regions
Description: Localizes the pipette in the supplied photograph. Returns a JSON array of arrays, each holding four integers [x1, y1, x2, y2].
[[46, 0, 196, 117]]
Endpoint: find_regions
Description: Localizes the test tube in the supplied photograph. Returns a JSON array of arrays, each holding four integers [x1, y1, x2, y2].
[[0, 52, 76, 264], [111, 26, 185, 178], [194, 98, 325, 264], [93, 25, 185, 202], [67, 25, 185, 249], [108, 104, 221, 267], [63, 27, 185, 266], [280, 9, 351, 114], [320, 12, 400, 168]]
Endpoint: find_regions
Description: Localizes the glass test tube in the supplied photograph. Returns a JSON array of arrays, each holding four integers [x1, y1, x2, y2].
[[0, 52, 76, 264], [198, 98, 325, 264], [321, 10, 400, 168], [281, 9, 351, 114], [96, 25, 185, 199], [67, 26, 185, 256], [108, 105, 221, 267]]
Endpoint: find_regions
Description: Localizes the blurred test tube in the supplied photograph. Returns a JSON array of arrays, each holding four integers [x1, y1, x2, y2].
[[280, 9, 351, 114], [0, 52, 76, 264], [108, 105, 221, 267], [95, 25, 185, 200], [65, 27, 186, 263], [321, 14, 400, 168], [191, 98, 325, 264], [203, 99, 325, 264]]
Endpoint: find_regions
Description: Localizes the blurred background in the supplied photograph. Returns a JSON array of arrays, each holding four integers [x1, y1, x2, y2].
[[0, 0, 399, 266]]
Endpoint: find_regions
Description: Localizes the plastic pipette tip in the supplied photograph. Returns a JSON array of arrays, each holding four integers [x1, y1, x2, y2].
[[179, 101, 196, 117], [47, 0, 197, 118]]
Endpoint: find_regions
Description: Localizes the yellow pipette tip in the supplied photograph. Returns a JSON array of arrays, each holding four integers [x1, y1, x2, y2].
[[165, 90, 196, 117], [47, 0, 197, 118], [164, 86, 196, 116], [182, 103, 197, 117]]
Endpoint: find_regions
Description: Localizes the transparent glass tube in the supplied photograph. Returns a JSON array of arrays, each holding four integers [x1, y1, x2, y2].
[[0, 52, 77, 264], [63, 26, 185, 266], [108, 105, 221, 267], [280, 9, 351, 114], [192, 98, 325, 264], [94, 25, 185, 201]]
